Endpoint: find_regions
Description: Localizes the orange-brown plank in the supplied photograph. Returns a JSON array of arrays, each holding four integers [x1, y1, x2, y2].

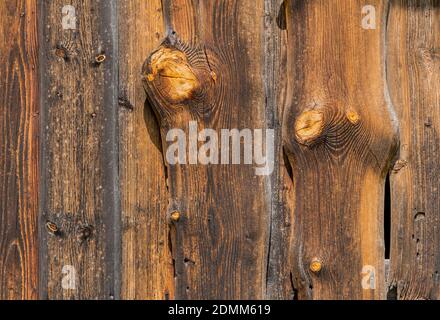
[[143, 0, 271, 299], [283, 0, 399, 299], [118, 0, 174, 300], [0, 0, 39, 300]]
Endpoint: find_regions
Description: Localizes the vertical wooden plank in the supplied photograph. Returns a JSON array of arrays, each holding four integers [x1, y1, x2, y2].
[[118, 0, 174, 300], [0, 0, 39, 300], [283, 0, 399, 299], [264, 0, 295, 300], [40, 0, 119, 299], [142, 0, 271, 299], [388, 0, 440, 300]]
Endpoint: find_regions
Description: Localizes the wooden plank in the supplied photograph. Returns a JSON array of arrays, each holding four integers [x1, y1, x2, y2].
[[388, 0, 440, 300], [264, 0, 295, 300], [283, 0, 399, 299], [142, 0, 271, 299], [40, 0, 119, 299], [118, 0, 174, 300], [0, 0, 39, 300]]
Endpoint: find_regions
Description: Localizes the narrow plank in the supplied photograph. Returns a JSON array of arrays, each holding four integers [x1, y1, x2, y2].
[[388, 0, 440, 300], [40, 0, 119, 299], [142, 0, 270, 299], [264, 0, 295, 300], [283, 0, 399, 299], [0, 0, 39, 300], [118, 0, 174, 300]]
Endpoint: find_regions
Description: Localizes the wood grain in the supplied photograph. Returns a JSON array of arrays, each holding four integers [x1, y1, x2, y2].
[[142, 0, 271, 299], [118, 0, 174, 300], [264, 0, 295, 300], [0, 0, 39, 300], [40, 0, 118, 299], [388, 0, 440, 300], [283, 0, 399, 299]]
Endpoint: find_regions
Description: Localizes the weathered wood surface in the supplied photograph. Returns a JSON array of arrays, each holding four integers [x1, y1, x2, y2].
[[118, 0, 174, 300], [40, 0, 118, 299], [283, 0, 399, 299], [1, 0, 440, 301], [388, 0, 440, 300], [264, 0, 295, 300], [0, 0, 39, 300], [142, 0, 273, 299]]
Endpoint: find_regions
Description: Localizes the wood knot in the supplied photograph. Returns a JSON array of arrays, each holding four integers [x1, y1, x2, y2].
[[77, 225, 94, 242], [170, 211, 181, 223], [94, 54, 106, 64], [294, 110, 324, 146], [310, 258, 322, 273], [392, 159, 408, 173], [46, 221, 59, 235], [346, 109, 360, 125], [144, 47, 200, 104]]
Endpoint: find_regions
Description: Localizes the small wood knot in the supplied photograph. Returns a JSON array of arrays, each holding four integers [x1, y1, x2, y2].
[[425, 118, 432, 127], [170, 211, 181, 223], [310, 258, 322, 273], [346, 110, 360, 125], [55, 47, 69, 61], [294, 110, 324, 146], [95, 54, 106, 64], [46, 221, 59, 234], [77, 225, 94, 242], [392, 159, 408, 173], [414, 212, 425, 222]]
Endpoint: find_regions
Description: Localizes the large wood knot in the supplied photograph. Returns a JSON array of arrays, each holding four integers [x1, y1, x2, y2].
[[294, 110, 325, 146], [145, 47, 200, 104], [142, 34, 218, 113]]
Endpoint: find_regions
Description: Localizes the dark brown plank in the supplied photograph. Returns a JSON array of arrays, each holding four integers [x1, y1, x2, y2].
[[118, 0, 174, 300], [40, 0, 119, 299], [283, 0, 399, 299], [264, 0, 295, 300], [388, 0, 440, 300], [0, 0, 39, 300], [142, 0, 272, 299]]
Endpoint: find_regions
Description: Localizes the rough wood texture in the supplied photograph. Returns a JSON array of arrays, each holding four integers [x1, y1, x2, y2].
[[142, 0, 271, 299], [40, 0, 118, 299], [283, 0, 399, 299], [118, 0, 174, 300], [0, 0, 39, 300], [264, 0, 295, 300], [388, 0, 440, 300]]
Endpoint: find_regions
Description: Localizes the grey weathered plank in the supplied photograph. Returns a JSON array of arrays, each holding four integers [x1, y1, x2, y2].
[[39, 0, 119, 299], [388, 0, 440, 300]]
